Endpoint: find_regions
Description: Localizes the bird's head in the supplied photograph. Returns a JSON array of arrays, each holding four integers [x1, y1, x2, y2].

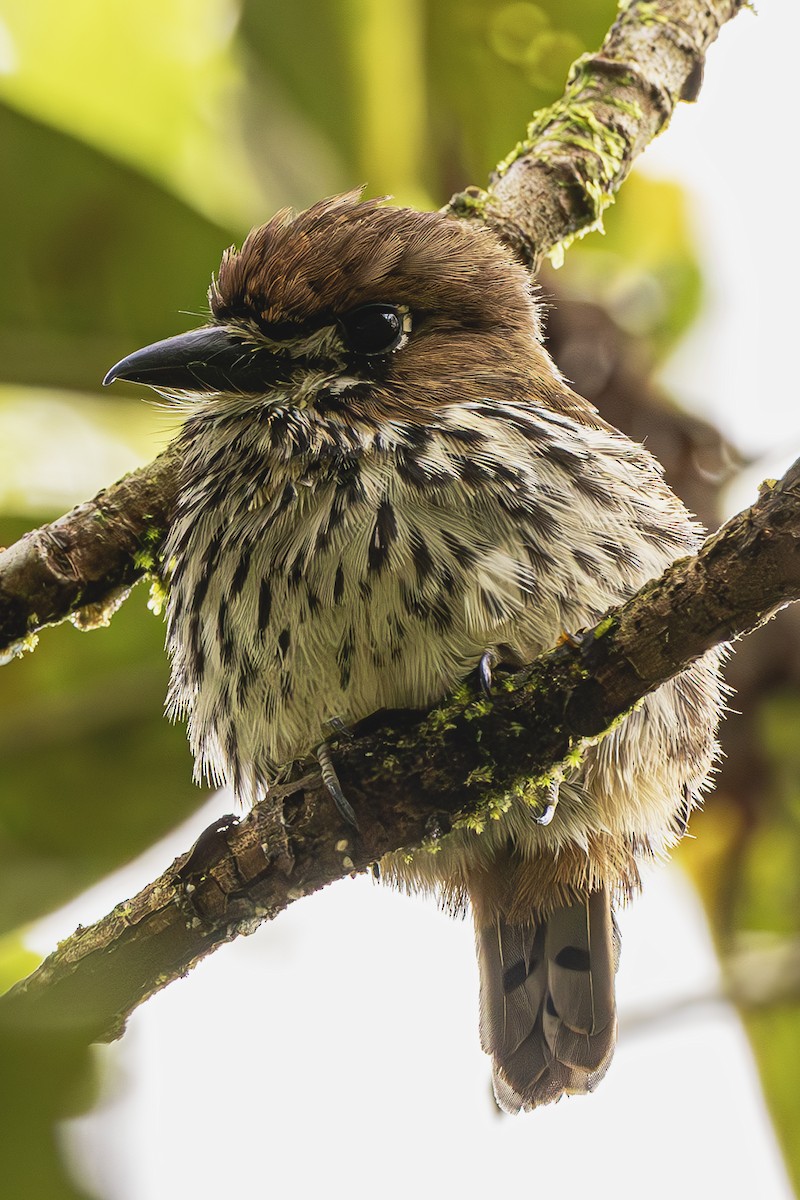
[[104, 190, 557, 422]]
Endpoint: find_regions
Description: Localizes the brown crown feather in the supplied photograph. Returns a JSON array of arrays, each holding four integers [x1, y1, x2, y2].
[[209, 190, 534, 332], [208, 189, 606, 430]]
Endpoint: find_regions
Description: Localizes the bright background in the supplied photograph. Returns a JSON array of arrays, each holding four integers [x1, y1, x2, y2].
[[2, 3, 799, 1197]]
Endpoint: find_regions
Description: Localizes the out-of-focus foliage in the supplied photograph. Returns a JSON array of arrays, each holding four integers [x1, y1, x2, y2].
[[0, 388, 168, 514], [681, 665, 800, 1182], [0, 0, 797, 1195], [0, 103, 236, 393], [423, 0, 614, 188], [0, 522, 200, 934], [551, 173, 703, 355], [0, 1024, 97, 1199]]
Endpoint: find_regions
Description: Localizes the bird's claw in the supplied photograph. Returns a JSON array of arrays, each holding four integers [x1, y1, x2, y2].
[[534, 778, 560, 826], [479, 650, 497, 696], [316, 741, 360, 830], [557, 628, 589, 649], [322, 715, 354, 741]]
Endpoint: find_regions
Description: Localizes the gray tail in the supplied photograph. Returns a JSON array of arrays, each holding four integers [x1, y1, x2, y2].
[[475, 887, 619, 1112]]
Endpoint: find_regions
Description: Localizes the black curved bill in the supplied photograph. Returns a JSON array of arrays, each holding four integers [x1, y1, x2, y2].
[[103, 326, 279, 393]]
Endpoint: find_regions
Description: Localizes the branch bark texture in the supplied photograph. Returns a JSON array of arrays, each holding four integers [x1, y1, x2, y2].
[[0, 447, 178, 662], [447, 0, 749, 271], [3, 459, 800, 1041]]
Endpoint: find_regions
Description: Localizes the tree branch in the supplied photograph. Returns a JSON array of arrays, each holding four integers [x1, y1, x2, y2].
[[3, 458, 800, 1041], [0, 0, 748, 660], [446, 0, 749, 271], [0, 447, 179, 663]]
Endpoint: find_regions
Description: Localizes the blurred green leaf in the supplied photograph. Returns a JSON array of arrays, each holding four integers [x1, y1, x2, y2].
[[0, 0, 262, 229], [239, 0, 430, 207], [0, 518, 206, 935], [239, 1, 363, 193], [239, 0, 618, 205], [737, 693, 800, 1188], [746, 1006, 800, 1188], [0, 1026, 97, 1199], [0, 101, 237, 393], [0, 388, 171, 517], [424, 0, 617, 191]]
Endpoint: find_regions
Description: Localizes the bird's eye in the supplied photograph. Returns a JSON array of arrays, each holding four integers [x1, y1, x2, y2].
[[338, 304, 407, 356]]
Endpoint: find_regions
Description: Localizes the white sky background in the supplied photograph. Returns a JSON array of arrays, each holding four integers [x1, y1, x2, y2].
[[27, 4, 800, 1198]]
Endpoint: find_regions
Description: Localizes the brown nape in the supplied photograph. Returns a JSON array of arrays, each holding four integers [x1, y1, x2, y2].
[[466, 836, 641, 927]]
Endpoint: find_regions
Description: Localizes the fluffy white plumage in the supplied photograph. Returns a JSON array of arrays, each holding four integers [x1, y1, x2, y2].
[[108, 194, 724, 1111]]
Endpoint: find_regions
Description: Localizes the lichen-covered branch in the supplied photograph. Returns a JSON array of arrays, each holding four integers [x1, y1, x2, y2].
[[447, 0, 749, 271], [3, 457, 800, 1042], [0, 446, 179, 663]]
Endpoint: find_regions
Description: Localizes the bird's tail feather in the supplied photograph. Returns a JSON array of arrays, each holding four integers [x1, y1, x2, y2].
[[474, 885, 619, 1112]]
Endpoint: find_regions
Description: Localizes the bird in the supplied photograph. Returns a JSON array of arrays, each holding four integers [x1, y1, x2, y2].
[[104, 190, 723, 1112]]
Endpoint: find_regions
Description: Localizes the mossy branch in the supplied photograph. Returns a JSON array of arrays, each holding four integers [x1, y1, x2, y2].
[[446, 0, 749, 271], [0, 446, 179, 663], [3, 457, 800, 1042]]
